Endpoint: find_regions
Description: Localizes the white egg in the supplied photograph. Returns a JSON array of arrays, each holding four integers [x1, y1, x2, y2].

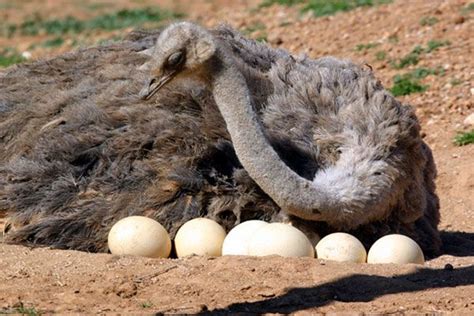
[[247, 223, 314, 258], [108, 216, 171, 258], [367, 234, 424, 264], [174, 218, 226, 258], [315, 232, 367, 263], [222, 220, 269, 255], [288, 222, 321, 247]]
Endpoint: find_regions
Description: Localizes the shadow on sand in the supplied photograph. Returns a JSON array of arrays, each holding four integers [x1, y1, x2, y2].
[[440, 230, 474, 257], [197, 264, 473, 314], [195, 230, 474, 315]]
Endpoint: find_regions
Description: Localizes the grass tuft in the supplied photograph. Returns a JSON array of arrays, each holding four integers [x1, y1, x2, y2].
[[392, 48, 421, 69], [302, 0, 392, 17], [260, 0, 303, 6], [390, 74, 427, 96], [426, 39, 450, 53], [15, 302, 40, 316], [0, 49, 26, 67], [450, 78, 462, 86], [141, 301, 153, 308], [355, 42, 379, 51], [241, 22, 266, 35], [87, 8, 179, 31], [41, 36, 65, 48], [260, 0, 392, 17], [420, 16, 438, 26], [392, 40, 450, 69], [461, 3, 474, 14], [454, 130, 474, 146], [375, 50, 387, 60], [390, 67, 444, 96], [2, 7, 183, 37], [410, 67, 445, 79]]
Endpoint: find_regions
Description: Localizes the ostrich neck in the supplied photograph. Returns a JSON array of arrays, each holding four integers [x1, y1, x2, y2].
[[210, 51, 327, 220]]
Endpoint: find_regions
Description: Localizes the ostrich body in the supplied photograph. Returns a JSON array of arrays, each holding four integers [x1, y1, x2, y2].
[[1, 23, 440, 255]]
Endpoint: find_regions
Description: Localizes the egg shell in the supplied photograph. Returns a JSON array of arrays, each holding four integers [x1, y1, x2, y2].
[[108, 216, 171, 258], [315, 232, 367, 263], [174, 218, 226, 257], [367, 234, 424, 264], [248, 223, 314, 258], [222, 220, 269, 256]]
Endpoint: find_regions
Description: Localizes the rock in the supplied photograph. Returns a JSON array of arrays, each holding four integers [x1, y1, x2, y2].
[[21, 51, 32, 60], [268, 34, 283, 45], [463, 113, 474, 126], [453, 16, 465, 24]]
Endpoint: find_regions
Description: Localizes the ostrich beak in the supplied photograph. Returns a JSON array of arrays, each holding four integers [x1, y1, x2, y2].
[[139, 72, 175, 100]]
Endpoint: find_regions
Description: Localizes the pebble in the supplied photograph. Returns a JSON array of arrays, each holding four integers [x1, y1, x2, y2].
[[463, 113, 474, 126], [453, 16, 465, 25], [268, 34, 283, 45], [444, 263, 454, 271], [21, 51, 32, 60]]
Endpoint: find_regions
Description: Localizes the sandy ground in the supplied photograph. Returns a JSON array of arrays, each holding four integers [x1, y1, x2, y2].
[[0, 0, 473, 314]]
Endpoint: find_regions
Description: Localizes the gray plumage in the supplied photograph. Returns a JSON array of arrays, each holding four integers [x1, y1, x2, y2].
[[0, 22, 440, 256]]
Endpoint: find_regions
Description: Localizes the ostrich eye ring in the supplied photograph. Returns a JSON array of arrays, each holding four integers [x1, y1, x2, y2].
[[166, 51, 185, 68]]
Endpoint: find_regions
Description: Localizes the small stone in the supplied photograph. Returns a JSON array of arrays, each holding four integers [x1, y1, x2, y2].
[[21, 51, 32, 60], [444, 263, 454, 271], [268, 34, 283, 45], [463, 113, 474, 126], [453, 16, 465, 24]]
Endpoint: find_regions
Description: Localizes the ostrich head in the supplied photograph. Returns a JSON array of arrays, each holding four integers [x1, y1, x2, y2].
[[139, 22, 217, 100]]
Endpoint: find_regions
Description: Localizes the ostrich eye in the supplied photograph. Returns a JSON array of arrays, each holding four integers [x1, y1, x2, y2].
[[166, 51, 185, 68]]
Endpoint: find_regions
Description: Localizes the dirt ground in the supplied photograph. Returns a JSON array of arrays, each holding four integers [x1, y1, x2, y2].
[[0, 0, 473, 314]]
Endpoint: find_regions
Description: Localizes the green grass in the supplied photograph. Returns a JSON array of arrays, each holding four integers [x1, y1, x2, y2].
[[2, 7, 182, 37], [392, 40, 450, 69], [420, 16, 438, 26], [454, 130, 474, 146], [390, 67, 444, 96], [450, 78, 462, 86], [260, 0, 303, 7], [241, 22, 266, 35], [86, 3, 110, 11], [388, 34, 399, 43], [409, 67, 445, 79], [96, 35, 123, 45], [0, 49, 26, 67], [13, 302, 40, 316], [461, 2, 474, 14], [87, 7, 180, 31], [279, 21, 293, 27], [390, 74, 427, 96], [355, 42, 379, 51], [392, 47, 421, 69], [426, 39, 450, 53], [255, 33, 268, 42], [260, 0, 392, 17], [375, 50, 387, 60], [0, 24, 18, 38], [41, 36, 65, 48], [0, 3, 16, 9], [141, 301, 153, 308], [241, 22, 267, 42]]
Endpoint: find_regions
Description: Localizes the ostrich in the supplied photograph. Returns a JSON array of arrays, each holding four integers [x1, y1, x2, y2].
[[1, 22, 440, 255]]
